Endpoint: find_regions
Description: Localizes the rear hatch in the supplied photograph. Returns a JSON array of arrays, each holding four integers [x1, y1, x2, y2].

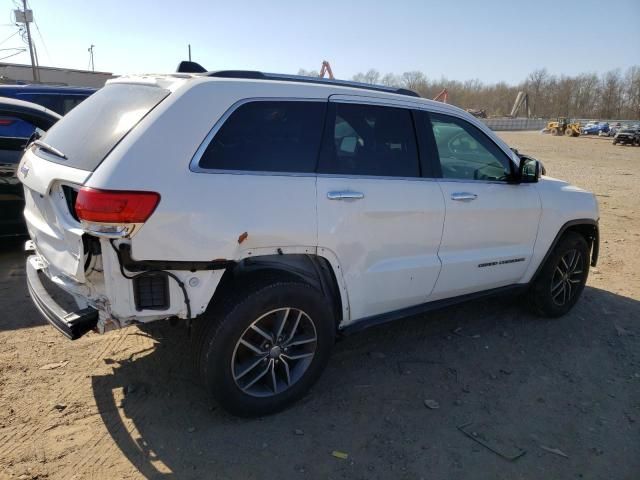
[[17, 83, 170, 281]]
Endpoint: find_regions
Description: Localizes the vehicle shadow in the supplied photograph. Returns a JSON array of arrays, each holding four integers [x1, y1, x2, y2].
[[91, 286, 639, 480]]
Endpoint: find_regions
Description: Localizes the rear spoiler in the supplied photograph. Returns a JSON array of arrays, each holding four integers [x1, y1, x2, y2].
[[176, 61, 206, 73]]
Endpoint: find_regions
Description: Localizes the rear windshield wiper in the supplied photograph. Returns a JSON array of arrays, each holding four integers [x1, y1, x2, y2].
[[33, 140, 68, 160]]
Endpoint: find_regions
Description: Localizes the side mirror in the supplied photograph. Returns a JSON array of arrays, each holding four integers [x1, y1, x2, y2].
[[518, 156, 541, 183]]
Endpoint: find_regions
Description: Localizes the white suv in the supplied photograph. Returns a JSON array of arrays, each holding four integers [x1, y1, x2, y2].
[[18, 69, 599, 416]]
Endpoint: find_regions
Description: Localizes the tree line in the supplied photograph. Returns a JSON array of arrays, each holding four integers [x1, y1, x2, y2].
[[298, 66, 640, 120]]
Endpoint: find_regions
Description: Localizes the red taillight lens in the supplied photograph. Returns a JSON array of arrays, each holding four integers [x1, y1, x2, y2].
[[75, 188, 160, 224], [0, 119, 15, 126]]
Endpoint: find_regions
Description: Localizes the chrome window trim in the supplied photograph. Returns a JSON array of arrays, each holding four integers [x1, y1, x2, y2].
[[184, 170, 515, 186], [186, 170, 516, 187], [322, 97, 518, 180], [317, 173, 436, 182], [189, 168, 317, 178], [328, 94, 518, 165], [188, 94, 518, 184], [328, 93, 427, 110], [436, 178, 525, 186], [189, 97, 326, 174]]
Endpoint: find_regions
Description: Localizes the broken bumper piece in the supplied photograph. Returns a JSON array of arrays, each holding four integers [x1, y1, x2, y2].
[[26, 255, 98, 340]]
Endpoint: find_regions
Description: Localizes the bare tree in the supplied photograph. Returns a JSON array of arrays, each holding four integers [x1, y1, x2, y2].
[[353, 69, 380, 84], [623, 66, 640, 119], [295, 64, 640, 119], [381, 73, 401, 86], [401, 71, 427, 92], [525, 69, 548, 117], [599, 70, 623, 118], [297, 68, 319, 77]]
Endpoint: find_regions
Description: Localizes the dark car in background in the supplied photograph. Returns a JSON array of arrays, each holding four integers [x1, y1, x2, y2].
[[0, 98, 61, 237], [612, 128, 640, 146], [0, 85, 95, 139], [0, 85, 95, 237]]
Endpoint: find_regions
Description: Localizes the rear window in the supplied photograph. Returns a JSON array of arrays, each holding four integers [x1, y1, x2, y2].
[[198, 101, 326, 173], [37, 84, 168, 171]]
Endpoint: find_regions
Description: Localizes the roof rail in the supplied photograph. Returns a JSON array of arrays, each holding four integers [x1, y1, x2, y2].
[[207, 71, 420, 98]]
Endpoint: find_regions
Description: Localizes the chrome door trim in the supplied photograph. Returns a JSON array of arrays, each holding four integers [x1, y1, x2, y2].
[[327, 190, 365, 200], [450, 192, 478, 201]]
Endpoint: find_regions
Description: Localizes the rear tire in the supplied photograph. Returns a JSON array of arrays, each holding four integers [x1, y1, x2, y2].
[[527, 232, 590, 318], [194, 278, 335, 417]]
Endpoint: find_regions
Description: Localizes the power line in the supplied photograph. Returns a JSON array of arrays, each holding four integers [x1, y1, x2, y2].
[[33, 18, 51, 64], [0, 29, 19, 46], [0, 49, 25, 61]]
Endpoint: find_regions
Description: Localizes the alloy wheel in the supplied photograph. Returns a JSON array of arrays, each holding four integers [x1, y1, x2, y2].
[[231, 307, 317, 397], [550, 249, 584, 306]]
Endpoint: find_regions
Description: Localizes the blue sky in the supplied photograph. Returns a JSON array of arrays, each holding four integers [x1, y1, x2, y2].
[[2, 0, 639, 84]]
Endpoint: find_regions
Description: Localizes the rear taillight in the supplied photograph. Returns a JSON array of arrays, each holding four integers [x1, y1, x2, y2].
[[75, 187, 160, 237], [0, 119, 15, 126]]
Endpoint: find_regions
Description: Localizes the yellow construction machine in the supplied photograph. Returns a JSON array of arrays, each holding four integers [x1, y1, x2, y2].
[[547, 117, 581, 137]]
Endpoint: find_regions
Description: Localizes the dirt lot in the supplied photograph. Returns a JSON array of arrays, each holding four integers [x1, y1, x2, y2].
[[0, 131, 638, 480]]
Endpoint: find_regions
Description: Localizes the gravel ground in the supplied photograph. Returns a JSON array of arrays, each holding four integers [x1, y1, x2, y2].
[[0, 131, 638, 480]]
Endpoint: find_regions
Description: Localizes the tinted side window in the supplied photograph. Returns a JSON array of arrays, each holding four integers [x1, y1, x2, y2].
[[19, 94, 63, 114], [61, 96, 87, 114], [199, 101, 326, 173], [318, 103, 419, 177], [429, 113, 512, 181]]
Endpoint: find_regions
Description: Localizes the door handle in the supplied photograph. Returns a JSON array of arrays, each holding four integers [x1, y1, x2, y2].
[[327, 191, 365, 200], [451, 192, 478, 201]]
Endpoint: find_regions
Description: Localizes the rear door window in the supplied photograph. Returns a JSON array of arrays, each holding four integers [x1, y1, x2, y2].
[[318, 102, 420, 177], [198, 101, 326, 173], [37, 84, 169, 171]]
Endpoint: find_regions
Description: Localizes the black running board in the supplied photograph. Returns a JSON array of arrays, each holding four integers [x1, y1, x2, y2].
[[26, 256, 98, 340], [341, 284, 527, 335]]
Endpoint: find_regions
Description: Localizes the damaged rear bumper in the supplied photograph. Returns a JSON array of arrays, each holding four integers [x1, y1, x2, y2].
[[26, 255, 98, 340]]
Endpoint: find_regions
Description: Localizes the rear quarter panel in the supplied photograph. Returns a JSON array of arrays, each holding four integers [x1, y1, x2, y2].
[[87, 79, 327, 262]]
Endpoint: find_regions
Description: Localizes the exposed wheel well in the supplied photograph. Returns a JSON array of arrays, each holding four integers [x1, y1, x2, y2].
[[211, 254, 343, 328], [530, 220, 599, 284], [563, 222, 599, 266]]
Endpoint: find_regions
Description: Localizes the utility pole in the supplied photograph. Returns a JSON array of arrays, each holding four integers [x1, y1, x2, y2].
[[188, 44, 191, 62], [88, 44, 95, 71], [15, 0, 39, 82]]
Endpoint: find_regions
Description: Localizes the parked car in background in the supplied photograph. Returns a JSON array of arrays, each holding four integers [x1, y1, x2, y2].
[[19, 70, 599, 416], [612, 128, 640, 146], [0, 97, 60, 236], [581, 121, 609, 135], [0, 85, 95, 139], [603, 122, 622, 137]]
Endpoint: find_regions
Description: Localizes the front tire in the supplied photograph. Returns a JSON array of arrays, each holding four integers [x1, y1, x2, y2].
[[196, 279, 335, 417], [527, 232, 590, 318]]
